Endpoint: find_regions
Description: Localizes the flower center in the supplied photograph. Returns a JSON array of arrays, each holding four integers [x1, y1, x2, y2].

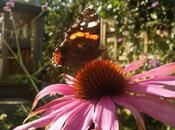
[[73, 60, 127, 99]]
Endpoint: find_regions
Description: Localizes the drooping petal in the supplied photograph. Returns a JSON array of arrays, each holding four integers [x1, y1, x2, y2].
[[47, 99, 84, 130], [61, 73, 76, 85], [15, 99, 80, 130], [62, 101, 94, 130], [32, 84, 74, 110], [130, 62, 175, 80], [127, 85, 175, 99], [124, 59, 145, 73], [26, 96, 73, 121], [123, 95, 175, 127], [113, 96, 146, 130], [43, 98, 77, 116], [93, 97, 119, 130], [14, 112, 56, 130]]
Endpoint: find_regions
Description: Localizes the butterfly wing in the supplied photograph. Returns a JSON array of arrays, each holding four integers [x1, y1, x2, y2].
[[52, 7, 102, 68]]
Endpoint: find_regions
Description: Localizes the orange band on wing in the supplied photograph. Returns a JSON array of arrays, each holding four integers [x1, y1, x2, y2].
[[88, 34, 99, 40], [70, 32, 85, 40], [52, 49, 61, 65], [69, 31, 99, 40]]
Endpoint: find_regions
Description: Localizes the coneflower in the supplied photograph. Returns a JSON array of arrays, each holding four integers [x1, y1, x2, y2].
[[14, 59, 175, 130]]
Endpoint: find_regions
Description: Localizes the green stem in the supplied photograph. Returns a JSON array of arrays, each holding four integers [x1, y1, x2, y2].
[[21, 104, 28, 114], [10, 11, 23, 62], [32, 61, 51, 76]]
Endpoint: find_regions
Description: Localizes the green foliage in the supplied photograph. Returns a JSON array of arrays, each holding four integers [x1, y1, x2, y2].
[[0, 105, 30, 130]]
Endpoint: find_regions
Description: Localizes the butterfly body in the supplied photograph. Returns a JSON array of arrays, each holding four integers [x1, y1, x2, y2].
[[52, 7, 103, 68]]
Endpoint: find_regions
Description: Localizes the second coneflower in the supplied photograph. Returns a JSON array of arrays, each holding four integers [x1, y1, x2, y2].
[[14, 59, 175, 130]]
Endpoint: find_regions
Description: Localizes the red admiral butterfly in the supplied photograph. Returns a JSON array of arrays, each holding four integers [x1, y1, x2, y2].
[[52, 7, 104, 68]]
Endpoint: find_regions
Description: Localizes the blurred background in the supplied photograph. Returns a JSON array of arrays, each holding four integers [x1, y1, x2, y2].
[[0, 0, 175, 129]]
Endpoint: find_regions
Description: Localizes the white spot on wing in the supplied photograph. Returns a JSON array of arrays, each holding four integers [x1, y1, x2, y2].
[[80, 22, 85, 26], [87, 21, 98, 28], [72, 23, 77, 28], [60, 42, 64, 47], [90, 14, 95, 17]]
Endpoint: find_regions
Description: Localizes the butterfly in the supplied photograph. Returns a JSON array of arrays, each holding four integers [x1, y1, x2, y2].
[[52, 7, 104, 68]]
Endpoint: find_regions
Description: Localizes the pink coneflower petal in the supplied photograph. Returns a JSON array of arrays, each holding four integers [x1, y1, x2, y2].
[[61, 73, 76, 85], [43, 98, 77, 116], [48, 113, 70, 130], [131, 62, 175, 80], [113, 96, 146, 130], [124, 59, 145, 73], [25, 96, 73, 122], [138, 76, 175, 86], [127, 85, 175, 99], [93, 97, 119, 130], [62, 102, 94, 130], [47, 99, 82, 119], [32, 84, 74, 110], [48, 101, 90, 130], [48, 114, 69, 130], [14, 112, 57, 130], [16, 99, 79, 130], [32, 100, 82, 130], [123, 95, 175, 127], [81, 103, 95, 130]]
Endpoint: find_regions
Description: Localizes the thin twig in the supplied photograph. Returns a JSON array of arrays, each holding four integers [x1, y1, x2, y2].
[[32, 61, 51, 76], [2, 37, 39, 93]]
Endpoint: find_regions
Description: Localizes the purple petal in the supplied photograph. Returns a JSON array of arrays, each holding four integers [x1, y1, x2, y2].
[[32, 84, 74, 110], [123, 95, 175, 127], [3, 6, 11, 11], [113, 96, 146, 130], [127, 84, 175, 99], [124, 59, 145, 73], [41, 2, 48, 11], [130, 62, 175, 80], [93, 97, 119, 130], [151, 1, 159, 8]]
